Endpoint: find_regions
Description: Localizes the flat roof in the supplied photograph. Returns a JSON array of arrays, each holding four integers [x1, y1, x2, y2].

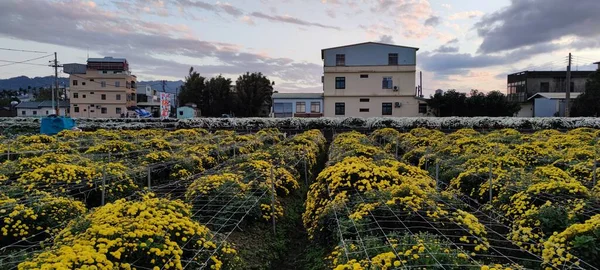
[[321, 42, 419, 59], [87, 57, 127, 63], [272, 92, 323, 99]]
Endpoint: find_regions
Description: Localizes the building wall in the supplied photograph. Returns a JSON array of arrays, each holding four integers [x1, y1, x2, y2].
[[534, 98, 559, 117], [177, 107, 196, 119], [324, 96, 426, 117], [323, 67, 416, 96], [69, 71, 136, 118], [526, 77, 587, 94], [18, 107, 68, 117], [323, 44, 417, 66], [515, 103, 533, 117]]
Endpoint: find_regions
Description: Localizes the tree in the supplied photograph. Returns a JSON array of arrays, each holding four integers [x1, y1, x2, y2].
[[571, 71, 600, 117], [233, 72, 274, 117], [34, 88, 53, 101], [202, 75, 233, 117], [426, 89, 520, 117], [178, 67, 205, 109]]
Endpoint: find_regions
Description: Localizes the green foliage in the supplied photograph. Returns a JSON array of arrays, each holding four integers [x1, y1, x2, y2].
[[571, 71, 600, 116], [233, 72, 274, 117], [427, 89, 521, 116], [537, 205, 569, 235], [178, 67, 205, 108]]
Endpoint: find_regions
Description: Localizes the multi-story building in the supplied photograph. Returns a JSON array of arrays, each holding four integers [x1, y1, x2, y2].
[[507, 71, 594, 103], [64, 57, 137, 118], [136, 85, 160, 117], [272, 92, 323, 118], [321, 42, 427, 117]]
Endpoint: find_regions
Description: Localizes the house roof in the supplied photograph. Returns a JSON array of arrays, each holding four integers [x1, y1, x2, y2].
[[272, 92, 323, 99], [321, 42, 419, 59], [15, 100, 70, 109], [87, 57, 127, 63], [527, 92, 582, 101]]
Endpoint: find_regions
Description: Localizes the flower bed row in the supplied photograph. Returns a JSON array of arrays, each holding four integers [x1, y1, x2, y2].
[[376, 127, 600, 269], [304, 131, 525, 269]]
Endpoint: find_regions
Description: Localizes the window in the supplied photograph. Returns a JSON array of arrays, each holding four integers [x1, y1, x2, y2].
[[360, 74, 369, 78], [335, 77, 346, 89], [115, 81, 120, 87], [131, 93, 136, 101], [570, 82, 575, 92], [73, 93, 78, 98], [74, 107, 79, 113], [82, 94, 86, 98], [388, 53, 399, 65], [102, 71, 108, 74], [73, 80, 78, 86], [116, 107, 122, 114], [101, 108, 107, 114], [296, 102, 306, 113], [335, 102, 345, 115], [540, 82, 550, 92], [274, 102, 293, 117], [382, 77, 393, 89], [83, 109, 87, 112], [90, 92, 94, 94], [310, 102, 320, 113], [21, 111, 25, 115], [33, 111, 37, 115], [336, 54, 345, 66], [101, 94, 106, 100], [418, 103, 428, 114], [359, 108, 369, 112], [116, 94, 121, 101], [101, 81, 106, 87], [382, 103, 392, 115], [360, 98, 370, 102], [90, 79, 94, 82], [179, 111, 183, 116], [82, 82, 86, 86], [46, 110, 49, 115]]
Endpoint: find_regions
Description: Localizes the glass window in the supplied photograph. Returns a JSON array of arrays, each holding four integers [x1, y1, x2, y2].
[[336, 54, 345, 66], [382, 103, 392, 115], [73, 80, 78, 86], [32, 111, 37, 115], [382, 77, 393, 89], [388, 53, 398, 65], [116, 94, 121, 100], [310, 102, 320, 113], [335, 102, 345, 115], [101, 94, 106, 100], [360, 98, 370, 102], [274, 102, 293, 117], [74, 107, 79, 113], [82, 94, 86, 98], [360, 74, 368, 78], [418, 103, 427, 114], [82, 82, 86, 86], [21, 111, 25, 115], [296, 102, 306, 113], [101, 81, 106, 87], [115, 81, 120, 87], [359, 108, 369, 112], [101, 107, 107, 114], [116, 107, 122, 114], [540, 82, 550, 92], [73, 93, 78, 98], [335, 77, 345, 89]]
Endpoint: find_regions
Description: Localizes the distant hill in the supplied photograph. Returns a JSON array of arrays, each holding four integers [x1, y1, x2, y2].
[[0, 76, 184, 93]]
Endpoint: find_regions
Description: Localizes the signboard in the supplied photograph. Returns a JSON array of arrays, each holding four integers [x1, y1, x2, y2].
[[160, 92, 171, 119]]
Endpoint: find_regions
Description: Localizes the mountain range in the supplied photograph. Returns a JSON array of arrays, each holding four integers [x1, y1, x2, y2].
[[0, 76, 183, 94]]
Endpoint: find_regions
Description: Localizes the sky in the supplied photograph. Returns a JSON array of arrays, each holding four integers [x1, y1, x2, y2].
[[0, 0, 599, 96]]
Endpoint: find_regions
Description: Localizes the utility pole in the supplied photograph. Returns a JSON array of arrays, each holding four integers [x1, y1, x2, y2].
[[565, 53, 572, 117], [175, 87, 179, 108], [162, 80, 166, 93], [49, 52, 62, 116]]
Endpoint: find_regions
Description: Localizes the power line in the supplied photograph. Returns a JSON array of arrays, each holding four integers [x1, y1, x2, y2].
[[0, 60, 48, 66], [0, 54, 53, 68], [0, 47, 48, 54]]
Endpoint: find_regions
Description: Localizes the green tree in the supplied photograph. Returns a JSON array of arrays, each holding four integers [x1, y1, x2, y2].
[[571, 71, 600, 117], [427, 89, 520, 117], [233, 72, 274, 117], [34, 88, 53, 101], [178, 67, 205, 109], [202, 75, 233, 117]]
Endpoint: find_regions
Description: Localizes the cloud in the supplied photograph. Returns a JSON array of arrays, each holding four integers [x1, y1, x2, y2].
[[241, 15, 255, 25], [250, 12, 341, 30], [0, 0, 322, 87], [475, 0, 600, 53], [424, 16, 441, 27], [435, 45, 459, 53], [441, 3, 451, 9], [449, 10, 484, 20], [378, 35, 395, 44], [325, 8, 336, 18], [215, 1, 243, 16]]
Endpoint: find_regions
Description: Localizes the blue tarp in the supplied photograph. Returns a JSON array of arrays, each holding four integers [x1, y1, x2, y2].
[[40, 116, 75, 135]]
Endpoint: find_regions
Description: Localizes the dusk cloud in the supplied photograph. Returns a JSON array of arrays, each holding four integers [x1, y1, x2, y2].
[[250, 12, 341, 30], [475, 0, 600, 53]]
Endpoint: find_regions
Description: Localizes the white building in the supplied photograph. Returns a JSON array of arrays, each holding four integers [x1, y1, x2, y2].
[[15, 101, 69, 117]]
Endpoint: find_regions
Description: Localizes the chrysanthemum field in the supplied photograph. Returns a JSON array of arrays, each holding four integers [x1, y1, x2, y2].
[[1, 127, 599, 269]]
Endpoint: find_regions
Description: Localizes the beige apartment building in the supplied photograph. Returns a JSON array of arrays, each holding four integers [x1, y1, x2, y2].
[[322, 42, 427, 117], [64, 57, 137, 118]]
